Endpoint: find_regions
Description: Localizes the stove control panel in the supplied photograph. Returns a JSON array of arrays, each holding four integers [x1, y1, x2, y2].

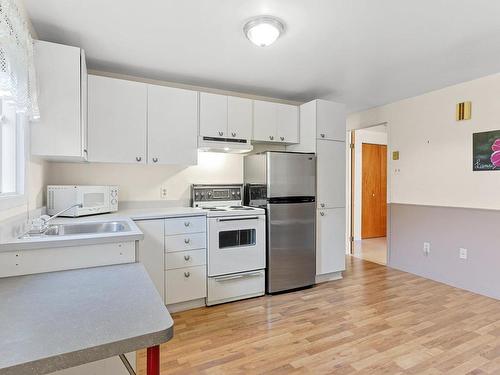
[[191, 184, 243, 206]]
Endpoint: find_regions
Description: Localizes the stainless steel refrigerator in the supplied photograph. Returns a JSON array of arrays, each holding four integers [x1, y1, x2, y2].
[[244, 151, 316, 293]]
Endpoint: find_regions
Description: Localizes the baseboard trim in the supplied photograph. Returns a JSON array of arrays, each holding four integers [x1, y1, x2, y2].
[[316, 271, 343, 284], [166, 298, 206, 313]]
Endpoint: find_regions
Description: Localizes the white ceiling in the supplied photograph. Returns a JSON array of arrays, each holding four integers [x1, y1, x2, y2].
[[24, 0, 500, 112]]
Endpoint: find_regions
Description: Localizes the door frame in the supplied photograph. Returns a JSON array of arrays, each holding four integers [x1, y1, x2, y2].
[[346, 122, 389, 257]]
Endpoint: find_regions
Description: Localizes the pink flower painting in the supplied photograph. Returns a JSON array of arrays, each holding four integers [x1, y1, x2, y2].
[[491, 139, 500, 167]]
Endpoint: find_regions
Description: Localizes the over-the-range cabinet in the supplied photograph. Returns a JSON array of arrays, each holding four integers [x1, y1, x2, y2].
[[287, 99, 347, 280]]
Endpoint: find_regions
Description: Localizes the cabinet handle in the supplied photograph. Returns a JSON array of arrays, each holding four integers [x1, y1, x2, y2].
[[280, 136, 284, 141], [320, 212, 325, 216], [136, 156, 142, 162], [269, 135, 274, 141], [152, 157, 158, 163], [320, 133, 325, 138], [184, 255, 191, 261], [218, 131, 224, 136], [320, 203, 325, 208], [184, 221, 191, 227], [184, 238, 190, 244], [231, 132, 236, 137], [184, 272, 191, 278]]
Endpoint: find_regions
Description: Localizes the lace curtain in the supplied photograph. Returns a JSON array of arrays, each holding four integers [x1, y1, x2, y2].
[[0, 0, 39, 119]]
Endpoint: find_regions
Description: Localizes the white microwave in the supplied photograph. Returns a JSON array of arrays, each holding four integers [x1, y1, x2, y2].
[[47, 185, 119, 217]]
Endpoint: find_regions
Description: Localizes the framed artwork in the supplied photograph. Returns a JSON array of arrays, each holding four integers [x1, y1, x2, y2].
[[473, 130, 500, 171]]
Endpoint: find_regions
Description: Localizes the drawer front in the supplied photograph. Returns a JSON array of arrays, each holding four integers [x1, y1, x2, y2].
[[166, 249, 206, 270], [166, 266, 206, 305], [207, 270, 265, 306], [165, 216, 206, 236], [165, 232, 206, 253]]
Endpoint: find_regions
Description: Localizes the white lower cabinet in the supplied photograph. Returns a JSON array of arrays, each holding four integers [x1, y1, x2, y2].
[[165, 265, 207, 305], [135, 219, 165, 300], [135, 215, 207, 310], [316, 208, 346, 275], [164, 215, 207, 308]]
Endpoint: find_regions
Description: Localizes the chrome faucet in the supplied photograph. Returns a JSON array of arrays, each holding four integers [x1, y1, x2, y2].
[[27, 203, 83, 235]]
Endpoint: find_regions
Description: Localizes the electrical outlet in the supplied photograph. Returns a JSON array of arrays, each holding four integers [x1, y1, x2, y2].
[[459, 248, 467, 260], [160, 186, 167, 200], [423, 242, 430, 256]]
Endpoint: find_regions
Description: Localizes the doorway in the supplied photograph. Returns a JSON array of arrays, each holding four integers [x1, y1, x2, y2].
[[349, 124, 388, 265]]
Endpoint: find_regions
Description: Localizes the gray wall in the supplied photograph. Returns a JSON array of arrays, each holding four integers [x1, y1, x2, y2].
[[389, 203, 500, 300]]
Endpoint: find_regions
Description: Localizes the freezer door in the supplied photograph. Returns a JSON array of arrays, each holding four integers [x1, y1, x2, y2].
[[267, 152, 316, 198], [267, 201, 316, 293]]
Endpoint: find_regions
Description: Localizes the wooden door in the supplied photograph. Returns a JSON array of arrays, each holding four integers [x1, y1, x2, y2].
[[361, 143, 387, 238], [148, 85, 198, 165]]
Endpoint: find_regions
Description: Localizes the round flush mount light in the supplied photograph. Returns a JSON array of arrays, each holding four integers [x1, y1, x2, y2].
[[244, 16, 285, 47]]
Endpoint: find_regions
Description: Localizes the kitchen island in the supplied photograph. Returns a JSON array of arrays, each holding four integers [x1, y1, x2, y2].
[[0, 263, 173, 375]]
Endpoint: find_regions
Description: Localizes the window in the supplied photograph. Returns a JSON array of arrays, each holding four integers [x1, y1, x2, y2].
[[0, 98, 25, 203]]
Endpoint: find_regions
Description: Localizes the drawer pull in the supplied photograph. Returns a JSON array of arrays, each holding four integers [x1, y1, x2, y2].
[[214, 272, 262, 282], [320, 203, 325, 208], [320, 133, 325, 138], [184, 272, 191, 278], [184, 238, 191, 244], [280, 136, 284, 141], [184, 255, 191, 261], [184, 221, 191, 227]]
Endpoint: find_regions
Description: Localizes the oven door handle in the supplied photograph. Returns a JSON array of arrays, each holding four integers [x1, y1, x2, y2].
[[217, 216, 260, 222], [213, 272, 262, 282]]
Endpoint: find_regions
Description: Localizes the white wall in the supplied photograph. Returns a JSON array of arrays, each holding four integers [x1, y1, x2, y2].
[[46, 152, 243, 203], [348, 72, 500, 210], [353, 127, 387, 240]]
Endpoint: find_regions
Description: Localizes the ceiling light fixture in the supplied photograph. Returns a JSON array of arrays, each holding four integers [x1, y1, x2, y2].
[[244, 16, 285, 47]]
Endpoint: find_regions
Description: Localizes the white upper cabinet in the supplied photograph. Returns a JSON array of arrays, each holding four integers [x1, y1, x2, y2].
[[227, 96, 252, 140], [253, 100, 299, 143], [317, 139, 346, 209], [199, 92, 227, 138], [31, 41, 87, 161], [253, 100, 276, 142], [199, 93, 253, 140], [88, 75, 147, 164], [316, 100, 346, 141], [148, 85, 198, 165], [276, 103, 299, 143]]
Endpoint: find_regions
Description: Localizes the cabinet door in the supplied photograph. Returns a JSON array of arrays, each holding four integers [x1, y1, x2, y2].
[[88, 75, 147, 163], [135, 220, 165, 301], [317, 139, 346, 209], [317, 208, 346, 275], [253, 100, 276, 142], [199, 92, 227, 138], [31, 41, 84, 159], [316, 100, 346, 141], [148, 85, 198, 165], [276, 103, 299, 143], [228, 96, 252, 140]]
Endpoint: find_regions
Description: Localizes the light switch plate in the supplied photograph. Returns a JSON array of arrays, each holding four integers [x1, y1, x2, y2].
[[392, 151, 400, 160], [459, 248, 467, 259]]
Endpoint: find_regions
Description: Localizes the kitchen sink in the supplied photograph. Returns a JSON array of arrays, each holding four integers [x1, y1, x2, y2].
[[43, 221, 131, 236]]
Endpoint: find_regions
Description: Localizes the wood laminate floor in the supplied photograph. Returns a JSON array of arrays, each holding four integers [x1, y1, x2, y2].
[[138, 256, 500, 374], [353, 237, 387, 265]]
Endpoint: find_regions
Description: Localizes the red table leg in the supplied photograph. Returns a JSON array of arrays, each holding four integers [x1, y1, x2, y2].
[[146, 345, 160, 375]]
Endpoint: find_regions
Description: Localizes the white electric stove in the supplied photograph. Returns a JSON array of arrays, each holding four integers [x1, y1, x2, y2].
[[191, 184, 266, 306]]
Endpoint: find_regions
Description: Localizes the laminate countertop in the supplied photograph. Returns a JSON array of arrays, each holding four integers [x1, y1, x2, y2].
[[0, 263, 174, 375]]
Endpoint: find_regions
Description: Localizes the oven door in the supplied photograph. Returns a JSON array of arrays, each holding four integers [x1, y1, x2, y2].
[[208, 215, 266, 276]]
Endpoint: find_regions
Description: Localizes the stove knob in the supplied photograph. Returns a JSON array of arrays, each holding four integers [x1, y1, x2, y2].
[[236, 191, 240, 195], [232, 191, 235, 196], [200, 192, 205, 196], [208, 192, 212, 196], [195, 192, 199, 197]]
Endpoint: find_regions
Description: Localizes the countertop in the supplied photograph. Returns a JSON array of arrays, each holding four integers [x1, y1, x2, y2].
[[0, 263, 174, 375], [0, 206, 206, 252]]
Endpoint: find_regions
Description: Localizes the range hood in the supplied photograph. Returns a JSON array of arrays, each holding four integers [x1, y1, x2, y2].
[[198, 136, 253, 154]]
